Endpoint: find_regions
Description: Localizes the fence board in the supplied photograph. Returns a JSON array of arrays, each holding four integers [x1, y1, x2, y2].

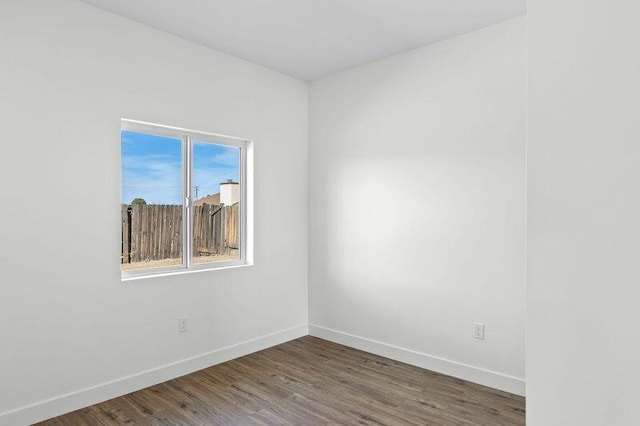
[[121, 203, 238, 264]]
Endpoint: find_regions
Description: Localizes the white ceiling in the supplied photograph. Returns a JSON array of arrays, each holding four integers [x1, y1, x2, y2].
[[79, 0, 526, 81]]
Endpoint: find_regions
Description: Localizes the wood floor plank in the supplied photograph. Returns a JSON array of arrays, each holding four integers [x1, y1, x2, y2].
[[36, 336, 525, 425]]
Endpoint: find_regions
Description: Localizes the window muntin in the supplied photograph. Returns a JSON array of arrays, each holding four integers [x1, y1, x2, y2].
[[120, 120, 249, 279]]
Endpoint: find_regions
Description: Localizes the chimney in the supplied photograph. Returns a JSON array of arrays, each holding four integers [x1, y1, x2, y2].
[[220, 179, 239, 206]]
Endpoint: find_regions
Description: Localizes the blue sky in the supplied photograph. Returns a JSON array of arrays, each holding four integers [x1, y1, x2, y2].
[[121, 130, 239, 205]]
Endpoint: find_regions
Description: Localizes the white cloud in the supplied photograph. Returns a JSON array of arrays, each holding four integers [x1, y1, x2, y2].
[[121, 154, 183, 205]]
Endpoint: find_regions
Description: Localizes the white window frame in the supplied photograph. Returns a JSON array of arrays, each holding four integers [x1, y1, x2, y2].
[[121, 119, 253, 281]]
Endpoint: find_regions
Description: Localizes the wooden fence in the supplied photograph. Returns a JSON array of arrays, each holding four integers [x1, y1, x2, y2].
[[121, 203, 239, 263]]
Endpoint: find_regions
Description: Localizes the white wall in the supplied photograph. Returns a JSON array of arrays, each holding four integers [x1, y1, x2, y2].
[[527, 0, 640, 424], [0, 0, 308, 423], [309, 17, 526, 395]]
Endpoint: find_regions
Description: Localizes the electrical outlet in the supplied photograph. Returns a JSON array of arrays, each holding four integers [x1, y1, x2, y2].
[[473, 323, 485, 340], [178, 316, 188, 333]]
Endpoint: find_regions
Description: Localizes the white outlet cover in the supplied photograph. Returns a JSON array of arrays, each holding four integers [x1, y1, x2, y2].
[[473, 323, 485, 339], [178, 317, 188, 333]]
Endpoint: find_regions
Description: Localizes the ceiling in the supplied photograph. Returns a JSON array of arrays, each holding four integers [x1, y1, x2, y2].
[[79, 0, 526, 81]]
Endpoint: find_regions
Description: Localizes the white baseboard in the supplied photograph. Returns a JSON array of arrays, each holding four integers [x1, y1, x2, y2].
[[309, 324, 525, 397], [0, 324, 308, 426]]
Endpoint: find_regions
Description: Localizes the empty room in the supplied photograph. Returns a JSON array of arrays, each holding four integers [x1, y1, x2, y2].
[[1, 0, 638, 425]]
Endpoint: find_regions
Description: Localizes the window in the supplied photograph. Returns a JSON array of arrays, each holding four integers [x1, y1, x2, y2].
[[121, 119, 252, 279]]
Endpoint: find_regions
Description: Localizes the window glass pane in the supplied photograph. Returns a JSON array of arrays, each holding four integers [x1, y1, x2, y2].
[[192, 141, 241, 264], [121, 130, 183, 271]]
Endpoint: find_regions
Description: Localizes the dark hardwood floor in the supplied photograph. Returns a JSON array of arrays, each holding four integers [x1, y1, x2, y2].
[[37, 336, 525, 425]]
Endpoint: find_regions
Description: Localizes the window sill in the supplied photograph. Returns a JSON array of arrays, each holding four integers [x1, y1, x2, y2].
[[121, 261, 253, 282]]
